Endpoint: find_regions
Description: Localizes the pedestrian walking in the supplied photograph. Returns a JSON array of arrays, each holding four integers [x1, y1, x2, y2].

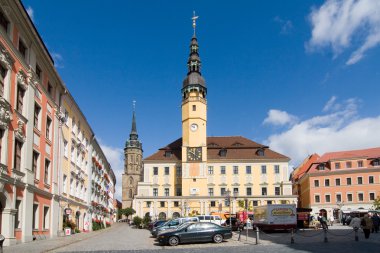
[[362, 214, 373, 239], [320, 215, 328, 230], [371, 213, 380, 233], [329, 216, 334, 226], [349, 215, 361, 230]]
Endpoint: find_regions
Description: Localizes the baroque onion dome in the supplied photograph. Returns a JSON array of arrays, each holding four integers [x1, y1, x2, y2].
[[125, 110, 142, 150], [182, 34, 207, 100]]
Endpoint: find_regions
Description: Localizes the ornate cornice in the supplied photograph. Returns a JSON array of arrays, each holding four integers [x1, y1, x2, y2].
[[0, 42, 15, 70], [27, 65, 40, 87], [0, 97, 12, 130]]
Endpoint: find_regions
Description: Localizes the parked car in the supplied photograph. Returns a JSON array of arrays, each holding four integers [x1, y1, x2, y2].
[[196, 215, 223, 225], [152, 217, 199, 237], [158, 222, 232, 246], [148, 220, 166, 231]]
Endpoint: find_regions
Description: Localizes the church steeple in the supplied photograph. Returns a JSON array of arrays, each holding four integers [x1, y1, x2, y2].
[[125, 102, 142, 150]]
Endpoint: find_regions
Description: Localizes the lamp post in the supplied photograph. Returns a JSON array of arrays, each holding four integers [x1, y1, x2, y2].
[[337, 201, 344, 223], [225, 189, 238, 228]]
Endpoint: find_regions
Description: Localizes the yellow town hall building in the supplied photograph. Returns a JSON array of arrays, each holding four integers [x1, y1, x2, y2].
[[133, 19, 297, 219]]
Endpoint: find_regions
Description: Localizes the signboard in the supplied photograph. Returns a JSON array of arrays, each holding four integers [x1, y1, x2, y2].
[[65, 208, 72, 215], [65, 228, 71, 236]]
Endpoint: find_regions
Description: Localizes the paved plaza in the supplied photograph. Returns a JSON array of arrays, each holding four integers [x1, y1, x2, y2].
[[3, 223, 380, 253]]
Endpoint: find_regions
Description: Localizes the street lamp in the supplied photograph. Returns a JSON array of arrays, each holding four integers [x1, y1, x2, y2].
[[225, 189, 238, 228]]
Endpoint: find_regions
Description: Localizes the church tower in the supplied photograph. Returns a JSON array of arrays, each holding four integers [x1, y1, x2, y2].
[[181, 14, 208, 197], [122, 107, 143, 208]]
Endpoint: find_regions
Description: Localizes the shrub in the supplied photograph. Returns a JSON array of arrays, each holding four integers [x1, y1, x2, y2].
[[133, 216, 143, 228], [74, 228, 81, 234]]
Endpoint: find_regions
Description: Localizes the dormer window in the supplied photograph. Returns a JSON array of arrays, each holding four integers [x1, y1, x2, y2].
[[208, 143, 219, 147], [257, 149, 265, 156], [164, 151, 172, 158], [232, 142, 243, 147], [374, 159, 380, 167], [318, 164, 325, 171], [219, 148, 227, 157]]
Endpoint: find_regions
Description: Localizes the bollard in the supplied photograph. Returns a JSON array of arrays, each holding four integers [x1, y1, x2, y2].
[[291, 228, 295, 244], [255, 226, 260, 245], [354, 228, 359, 241], [324, 228, 328, 243]]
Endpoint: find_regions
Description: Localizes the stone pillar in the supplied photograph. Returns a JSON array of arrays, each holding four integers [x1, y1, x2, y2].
[[200, 201, 203, 215], [21, 186, 34, 243], [167, 201, 172, 218], [1, 208, 17, 246]]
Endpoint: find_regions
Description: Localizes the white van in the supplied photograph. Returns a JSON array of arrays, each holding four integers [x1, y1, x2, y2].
[[197, 215, 223, 225]]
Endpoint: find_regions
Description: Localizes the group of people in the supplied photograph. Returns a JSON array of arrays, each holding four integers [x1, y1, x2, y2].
[[349, 213, 380, 239]]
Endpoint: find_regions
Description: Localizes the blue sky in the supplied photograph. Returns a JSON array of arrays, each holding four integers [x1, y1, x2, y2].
[[23, 0, 380, 199]]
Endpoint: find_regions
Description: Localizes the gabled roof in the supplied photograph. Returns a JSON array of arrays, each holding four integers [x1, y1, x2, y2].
[[144, 136, 289, 162], [292, 154, 320, 181]]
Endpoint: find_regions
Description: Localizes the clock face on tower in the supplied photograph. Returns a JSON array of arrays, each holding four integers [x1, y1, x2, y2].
[[187, 147, 202, 161]]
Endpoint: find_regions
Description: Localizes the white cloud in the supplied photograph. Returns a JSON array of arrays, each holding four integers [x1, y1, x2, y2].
[[100, 143, 124, 200], [51, 53, 64, 68], [264, 97, 380, 167], [307, 0, 380, 65], [26, 6, 34, 21], [263, 109, 298, 126]]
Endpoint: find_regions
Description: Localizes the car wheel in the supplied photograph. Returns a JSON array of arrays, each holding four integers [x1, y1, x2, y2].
[[168, 236, 179, 246], [213, 233, 223, 243]]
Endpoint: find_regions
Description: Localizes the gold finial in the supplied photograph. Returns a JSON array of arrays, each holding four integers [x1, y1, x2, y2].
[[192, 11, 199, 36]]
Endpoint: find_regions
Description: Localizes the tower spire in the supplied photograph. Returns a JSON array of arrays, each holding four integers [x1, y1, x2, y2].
[[192, 11, 199, 37], [126, 101, 142, 150]]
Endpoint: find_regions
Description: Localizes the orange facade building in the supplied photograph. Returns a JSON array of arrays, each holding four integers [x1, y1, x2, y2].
[[292, 147, 380, 220]]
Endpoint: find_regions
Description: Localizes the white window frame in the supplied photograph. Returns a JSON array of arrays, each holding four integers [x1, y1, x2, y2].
[[43, 205, 50, 230]]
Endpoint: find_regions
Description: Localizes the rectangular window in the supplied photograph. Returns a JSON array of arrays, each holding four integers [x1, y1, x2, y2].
[[32, 151, 39, 174], [358, 160, 363, 167], [336, 194, 342, 203], [63, 174, 67, 193], [208, 166, 214, 175], [32, 204, 39, 229], [358, 193, 364, 202], [174, 201, 179, 207], [315, 195, 320, 203], [261, 165, 267, 174], [176, 166, 182, 176], [176, 188, 182, 196], [346, 161, 352, 168], [274, 165, 280, 174], [261, 187, 267, 196], [275, 187, 281, 196], [267, 200, 272, 205], [18, 39, 27, 59], [347, 193, 353, 202], [253, 201, 258, 206], [314, 180, 319, 187], [164, 167, 169, 175], [47, 83, 53, 96], [0, 64, 6, 97], [210, 201, 216, 207], [46, 117, 52, 140], [36, 64, 42, 80], [14, 140, 22, 170], [335, 163, 340, 169], [153, 167, 158, 176], [153, 188, 158, 196], [233, 166, 238, 174], [192, 105, 196, 111], [164, 188, 169, 196], [220, 166, 226, 174], [318, 164, 325, 170], [233, 188, 239, 195], [369, 176, 374, 184], [160, 201, 165, 207], [208, 188, 214, 196], [64, 140, 68, 157], [246, 187, 252, 196], [335, 178, 340, 186], [370, 193, 375, 201], [146, 201, 151, 208], [44, 159, 50, 184], [325, 195, 331, 203], [358, 177, 363, 185], [346, 178, 352, 185], [0, 129, 3, 162], [17, 86, 25, 113], [70, 178, 74, 195], [374, 160, 380, 166], [0, 10, 9, 32], [325, 179, 330, 187], [221, 188, 226, 196], [15, 199, 22, 228], [246, 166, 251, 174], [43, 206, 49, 229], [34, 104, 41, 129]]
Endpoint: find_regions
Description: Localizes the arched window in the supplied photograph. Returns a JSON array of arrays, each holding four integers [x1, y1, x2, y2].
[[129, 177, 134, 185]]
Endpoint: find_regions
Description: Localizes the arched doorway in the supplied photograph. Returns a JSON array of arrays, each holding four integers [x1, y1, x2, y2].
[[145, 212, 150, 218], [172, 212, 180, 219], [319, 209, 327, 218], [75, 211, 81, 230], [158, 212, 166, 220]]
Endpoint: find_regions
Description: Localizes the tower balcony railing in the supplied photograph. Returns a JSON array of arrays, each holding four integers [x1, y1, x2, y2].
[[183, 96, 206, 104]]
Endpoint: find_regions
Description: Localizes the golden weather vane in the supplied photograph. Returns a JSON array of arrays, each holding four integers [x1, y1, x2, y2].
[[192, 11, 199, 36]]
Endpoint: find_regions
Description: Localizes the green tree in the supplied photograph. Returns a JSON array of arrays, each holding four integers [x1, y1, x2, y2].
[[120, 208, 136, 220], [373, 196, 380, 210], [142, 213, 152, 228], [133, 216, 143, 228]]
